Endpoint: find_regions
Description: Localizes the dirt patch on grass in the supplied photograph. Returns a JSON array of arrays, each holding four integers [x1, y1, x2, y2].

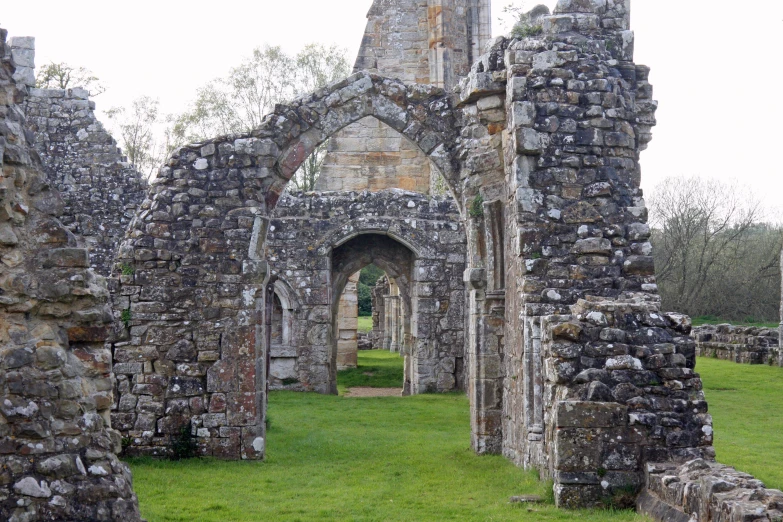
[[343, 387, 403, 398]]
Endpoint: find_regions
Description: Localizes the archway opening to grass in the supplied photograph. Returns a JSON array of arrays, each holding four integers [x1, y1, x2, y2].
[[335, 264, 408, 395]]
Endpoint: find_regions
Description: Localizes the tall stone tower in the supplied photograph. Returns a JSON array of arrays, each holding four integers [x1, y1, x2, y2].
[[314, 0, 492, 193]]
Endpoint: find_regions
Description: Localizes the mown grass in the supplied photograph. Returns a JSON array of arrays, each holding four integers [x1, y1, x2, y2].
[[129, 392, 645, 521], [692, 315, 778, 328], [336, 350, 404, 392], [697, 357, 783, 490], [128, 350, 646, 521], [357, 316, 373, 333]]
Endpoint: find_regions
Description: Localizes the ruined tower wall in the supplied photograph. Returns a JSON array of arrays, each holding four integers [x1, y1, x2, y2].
[[0, 30, 141, 521], [11, 39, 147, 276], [315, 0, 492, 194]]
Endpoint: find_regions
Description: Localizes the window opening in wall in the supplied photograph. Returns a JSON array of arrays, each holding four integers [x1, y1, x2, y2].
[[283, 115, 454, 198], [268, 283, 299, 388]]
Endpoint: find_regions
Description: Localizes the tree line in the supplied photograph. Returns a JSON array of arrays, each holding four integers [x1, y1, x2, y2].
[[649, 176, 782, 324]]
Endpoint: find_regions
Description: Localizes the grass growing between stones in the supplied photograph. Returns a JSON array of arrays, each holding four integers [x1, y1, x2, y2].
[[697, 357, 783, 490], [336, 349, 404, 392], [128, 353, 647, 521]]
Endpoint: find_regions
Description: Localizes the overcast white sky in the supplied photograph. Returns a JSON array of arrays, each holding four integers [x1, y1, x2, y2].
[[2, 1, 782, 217]]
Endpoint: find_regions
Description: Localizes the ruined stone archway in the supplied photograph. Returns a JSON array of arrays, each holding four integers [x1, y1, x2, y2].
[[330, 234, 416, 394], [112, 73, 467, 460], [262, 72, 464, 212], [264, 190, 467, 396]]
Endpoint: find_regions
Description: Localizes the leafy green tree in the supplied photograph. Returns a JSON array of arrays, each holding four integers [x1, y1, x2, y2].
[[358, 265, 386, 317], [359, 264, 385, 287], [171, 43, 350, 191], [650, 176, 782, 322], [106, 96, 163, 179], [35, 61, 105, 96], [358, 283, 373, 317]]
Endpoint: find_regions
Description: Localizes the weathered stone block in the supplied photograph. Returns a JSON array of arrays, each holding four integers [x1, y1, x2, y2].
[[556, 401, 627, 428]]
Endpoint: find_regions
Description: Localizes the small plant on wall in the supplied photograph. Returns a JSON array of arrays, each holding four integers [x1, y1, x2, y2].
[[169, 421, 198, 461], [469, 194, 484, 218]]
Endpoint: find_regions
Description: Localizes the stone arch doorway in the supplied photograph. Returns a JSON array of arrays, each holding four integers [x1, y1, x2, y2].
[[263, 191, 466, 398], [112, 72, 468, 460], [330, 234, 416, 395]]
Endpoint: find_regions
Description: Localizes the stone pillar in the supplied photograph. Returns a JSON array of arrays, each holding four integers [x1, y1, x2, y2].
[[370, 277, 387, 349], [336, 273, 360, 370], [464, 208, 506, 455], [8, 36, 34, 87], [385, 280, 402, 353]]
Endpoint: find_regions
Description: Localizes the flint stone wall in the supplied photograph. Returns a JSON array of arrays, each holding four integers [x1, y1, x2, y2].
[[692, 324, 782, 367], [110, 71, 468, 458], [539, 297, 713, 508], [448, 0, 724, 508], [638, 459, 783, 522], [0, 29, 141, 521], [266, 189, 466, 393], [16, 43, 147, 277], [89, 0, 779, 513]]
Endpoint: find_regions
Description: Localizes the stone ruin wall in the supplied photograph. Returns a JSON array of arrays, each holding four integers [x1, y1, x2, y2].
[[312, 0, 484, 381], [692, 324, 781, 367], [8, 38, 147, 277], [479, 1, 783, 517], [109, 70, 466, 460], [3, 0, 783, 518], [638, 459, 783, 522], [0, 31, 141, 521], [261, 189, 467, 394], [315, 0, 492, 194], [487, 0, 720, 507]]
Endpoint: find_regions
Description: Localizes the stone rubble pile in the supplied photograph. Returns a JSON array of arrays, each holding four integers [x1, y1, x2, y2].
[[638, 459, 783, 522], [692, 324, 781, 367]]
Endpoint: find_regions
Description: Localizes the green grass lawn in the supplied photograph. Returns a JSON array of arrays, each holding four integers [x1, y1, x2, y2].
[[336, 350, 404, 393], [128, 350, 646, 521], [358, 316, 373, 333], [696, 357, 783, 490]]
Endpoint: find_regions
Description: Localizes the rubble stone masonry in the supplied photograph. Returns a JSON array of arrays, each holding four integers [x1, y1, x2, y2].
[[11, 38, 147, 276], [0, 30, 141, 521]]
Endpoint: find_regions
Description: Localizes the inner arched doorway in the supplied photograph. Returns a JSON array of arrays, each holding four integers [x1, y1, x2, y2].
[[331, 234, 417, 395]]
